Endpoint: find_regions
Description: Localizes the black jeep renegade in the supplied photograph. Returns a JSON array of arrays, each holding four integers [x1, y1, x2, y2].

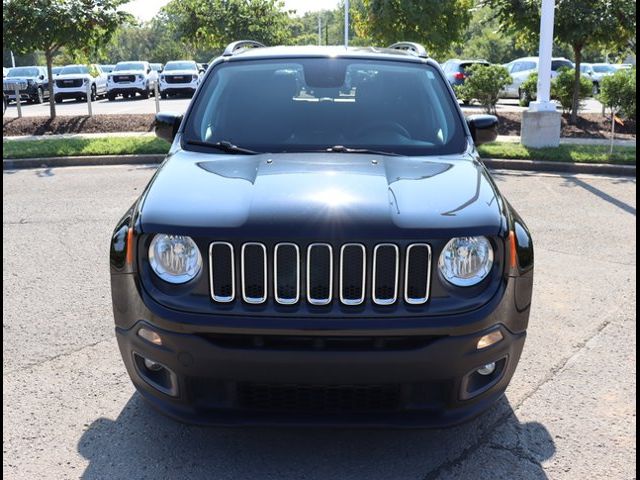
[[110, 41, 534, 428]]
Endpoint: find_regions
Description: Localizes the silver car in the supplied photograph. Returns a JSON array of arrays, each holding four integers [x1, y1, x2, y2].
[[53, 64, 108, 103]]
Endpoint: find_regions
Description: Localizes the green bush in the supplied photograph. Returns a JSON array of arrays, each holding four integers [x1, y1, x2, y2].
[[552, 68, 592, 114], [454, 64, 512, 114], [599, 68, 636, 120]]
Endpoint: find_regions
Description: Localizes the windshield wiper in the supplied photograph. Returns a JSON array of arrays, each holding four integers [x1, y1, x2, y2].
[[323, 145, 401, 156], [185, 140, 260, 155]]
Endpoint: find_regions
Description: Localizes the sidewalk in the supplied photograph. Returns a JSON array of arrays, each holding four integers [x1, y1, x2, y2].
[[496, 135, 636, 147]]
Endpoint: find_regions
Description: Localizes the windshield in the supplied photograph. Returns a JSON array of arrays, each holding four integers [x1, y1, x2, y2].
[[552, 60, 573, 71], [184, 58, 466, 156], [151, 64, 163, 71], [593, 65, 616, 73], [7, 67, 39, 77], [60, 65, 89, 75], [101, 65, 115, 73], [114, 62, 145, 72], [165, 62, 197, 71]]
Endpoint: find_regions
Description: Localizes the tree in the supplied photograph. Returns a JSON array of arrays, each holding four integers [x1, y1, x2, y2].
[[3, 0, 130, 118], [163, 0, 293, 55], [483, 0, 636, 124], [353, 0, 474, 58]]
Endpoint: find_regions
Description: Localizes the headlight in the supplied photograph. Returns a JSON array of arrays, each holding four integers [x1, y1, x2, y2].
[[148, 234, 202, 284], [438, 236, 494, 287], [160, 75, 165, 81], [137, 74, 144, 81], [192, 75, 198, 81]]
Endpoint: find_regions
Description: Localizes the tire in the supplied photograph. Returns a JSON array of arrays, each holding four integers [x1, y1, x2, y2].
[[141, 88, 150, 99], [90, 85, 97, 102], [107, 93, 116, 101], [34, 87, 44, 104], [54, 95, 63, 104], [592, 82, 599, 96], [160, 92, 167, 99]]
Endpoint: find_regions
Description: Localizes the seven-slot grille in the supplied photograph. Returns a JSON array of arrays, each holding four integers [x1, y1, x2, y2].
[[209, 242, 432, 307], [113, 75, 136, 83], [56, 79, 83, 88], [165, 75, 193, 84]]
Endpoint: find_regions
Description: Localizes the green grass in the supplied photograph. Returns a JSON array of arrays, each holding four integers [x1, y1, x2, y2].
[[478, 142, 636, 165], [2, 136, 636, 165], [2, 136, 170, 159]]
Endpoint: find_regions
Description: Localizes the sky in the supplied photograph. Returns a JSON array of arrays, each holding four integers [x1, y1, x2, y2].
[[122, 0, 341, 21]]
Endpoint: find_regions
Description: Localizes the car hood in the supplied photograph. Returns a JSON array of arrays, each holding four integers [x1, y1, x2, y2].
[[162, 70, 198, 76], [55, 74, 91, 80], [3, 76, 36, 84], [110, 70, 145, 76], [139, 148, 506, 238]]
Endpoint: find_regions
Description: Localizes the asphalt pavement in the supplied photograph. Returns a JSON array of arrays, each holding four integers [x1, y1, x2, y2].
[[2, 96, 605, 118], [3, 165, 636, 479]]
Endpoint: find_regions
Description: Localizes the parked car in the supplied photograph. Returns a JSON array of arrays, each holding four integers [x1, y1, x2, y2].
[[100, 64, 116, 74], [107, 61, 156, 100], [441, 59, 491, 104], [3, 67, 8, 78], [2, 66, 50, 104], [442, 59, 490, 86], [53, 64, 108, 103], [580, 63, 617, 94], [501, 57, 574, 101], [110, 40, 534, 428], [159, 60, 201, 98]]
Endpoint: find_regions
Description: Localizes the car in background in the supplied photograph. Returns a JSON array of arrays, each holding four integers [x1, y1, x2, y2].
[[3, 67, 8, 78], [441, 59, 490, 87], [2, 66, 50, 104], [579, 63, 617, 94], [107, 61, 156, 100], [53, 64, 108, 103], [501, 57, 574, 101], [51, 66, 63, 78], [159, 60, 201, 98], [101, 64, 116, 74]]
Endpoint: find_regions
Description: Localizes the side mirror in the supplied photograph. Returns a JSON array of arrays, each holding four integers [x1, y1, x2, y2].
[[39, 75, 45, 80], [467, 114, 498, 146], [155, 112, 183, 143]]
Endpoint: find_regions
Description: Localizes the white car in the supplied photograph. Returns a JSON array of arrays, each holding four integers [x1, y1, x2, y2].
[[53, 64, 107, 103], [580, 63, 617, 94], [159, 60, 201, 98], [107, 61, 156, 100], [501, 57, 574, 101]]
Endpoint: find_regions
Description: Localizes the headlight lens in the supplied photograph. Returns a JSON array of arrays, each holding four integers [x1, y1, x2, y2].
[[438, 236, 494, 287], [137, 74, 144, 81], [148, 234, 202, 284]]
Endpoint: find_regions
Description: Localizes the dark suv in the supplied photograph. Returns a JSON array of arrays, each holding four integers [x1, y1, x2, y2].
[[442, 59, 490, 87], [110, 41, 534, 428], [2, 66, 50, 104]]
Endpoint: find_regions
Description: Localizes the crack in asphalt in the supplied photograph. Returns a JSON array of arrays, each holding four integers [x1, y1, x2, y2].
[[421, 318, 614, 480]]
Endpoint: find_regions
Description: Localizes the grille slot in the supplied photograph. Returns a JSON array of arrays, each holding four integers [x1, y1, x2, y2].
[[340, 244, 366, 305], [241, 243, 267, 304], [373, 244, 400, 305], [274, 243, 300, 304], [209, 242, 235, 303], [306, 244, 333, 305], [56, 79, 83, 88], [237, 383, 401, 412], [113, 75, 135, 83], [208, 241, 432, 307], [404, 244, 432, 305]]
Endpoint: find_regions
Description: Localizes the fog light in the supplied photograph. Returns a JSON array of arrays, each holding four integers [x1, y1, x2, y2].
[[144, 358, 164, 371], [138, 327, 162, 346], [477, 330, 503, 350], [477, 362, 496, 376]]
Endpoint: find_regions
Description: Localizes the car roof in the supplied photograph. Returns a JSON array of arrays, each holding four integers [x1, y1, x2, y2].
[[512, 56, 572, 62], [223, 45, 430, 64]]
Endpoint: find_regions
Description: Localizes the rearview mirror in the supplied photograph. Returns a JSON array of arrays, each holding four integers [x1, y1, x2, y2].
[[466, 115, 498, 146], [155, 112, 183, 143]]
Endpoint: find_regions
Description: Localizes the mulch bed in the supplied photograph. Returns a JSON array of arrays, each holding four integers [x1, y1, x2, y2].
[[3, 112, 636, 140], [3, 114, 155, 136], [497, 112, 636, 140]]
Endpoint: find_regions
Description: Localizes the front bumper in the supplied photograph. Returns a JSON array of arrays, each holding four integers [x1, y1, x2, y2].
[[107, 82, 147, 95], [54, 84, 90, 97], [159, 80, 197, 94], [3, 86, 38, 100], [112, 271, 531, 428]]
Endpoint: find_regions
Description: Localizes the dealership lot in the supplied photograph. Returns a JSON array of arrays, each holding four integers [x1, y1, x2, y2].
[[3, 166, 636, 479], [3, 95, 606, 118]]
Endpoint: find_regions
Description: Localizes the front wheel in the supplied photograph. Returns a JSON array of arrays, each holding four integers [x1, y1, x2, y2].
[[90, 85, 97, 101], [518, 89, 531, 107], [54, 95, 63, 104], [141, 88, 150, 99], [107, 93, 116, 101]]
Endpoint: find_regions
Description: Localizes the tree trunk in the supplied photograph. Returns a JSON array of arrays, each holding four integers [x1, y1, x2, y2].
[[570, 45, 583, 125], [45, 49, 56, 119]]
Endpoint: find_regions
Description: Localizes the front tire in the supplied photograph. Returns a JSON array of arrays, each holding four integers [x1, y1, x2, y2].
[[141, 88, 150, 99], [34, 87, 44, 104], [90, 84, 97, 102], [107, 93, 116, 101], [54, 95, 63, 104]]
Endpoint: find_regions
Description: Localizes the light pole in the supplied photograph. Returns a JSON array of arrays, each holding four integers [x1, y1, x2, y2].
[[344, 0, 349, 47], [521, 0, 562, 148]]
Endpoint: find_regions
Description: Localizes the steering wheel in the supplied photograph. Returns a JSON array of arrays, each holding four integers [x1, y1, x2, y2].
[[353, 121, 411, 140]]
